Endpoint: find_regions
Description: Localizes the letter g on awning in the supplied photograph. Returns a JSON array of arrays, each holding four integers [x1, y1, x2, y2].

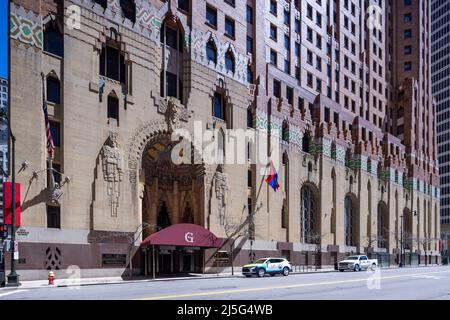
[[140, 224, 222, 248]]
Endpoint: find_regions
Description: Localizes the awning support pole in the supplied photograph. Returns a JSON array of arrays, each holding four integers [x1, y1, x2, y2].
[[144, 248, 148, 277], [152, 245, 156, 280], [203, 250, 205, 277]]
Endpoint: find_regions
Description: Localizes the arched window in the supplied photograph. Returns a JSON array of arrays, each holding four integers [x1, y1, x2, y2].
[[331, 169, 336, 236], [404, 208, 413, 250], [301, 185, 318, 244], [107, 92, 119, 125], [282, 121, 289, 142], [225, 49, 235, 73], [120, 0, 136, 23], [302, 131, 311, 153], [44, 22, 63, 57], [46, 75, 61, 104], [247, 107, 254, 129], [157, 201, 171, 230], [206, 40, 217, 64], [345, 195, 355, 246], [377, 202, 388, 248]]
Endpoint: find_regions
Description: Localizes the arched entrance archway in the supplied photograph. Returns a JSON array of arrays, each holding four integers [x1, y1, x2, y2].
[[377, 201, 389, 249], [344, 194, 359, 247], [140, 133, 205, 274], [301, 183, 320, 244]]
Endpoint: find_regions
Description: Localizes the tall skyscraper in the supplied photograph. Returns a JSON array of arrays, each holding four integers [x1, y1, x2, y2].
[[432, 0, 450, 261], [7, 0, 440, 280]]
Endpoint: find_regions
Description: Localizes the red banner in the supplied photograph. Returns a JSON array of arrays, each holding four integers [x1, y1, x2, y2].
[[3, 182, 21, 227]]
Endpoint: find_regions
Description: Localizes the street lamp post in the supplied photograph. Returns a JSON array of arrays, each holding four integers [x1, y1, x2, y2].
[[399, 215, 403, 268], [6, 130, 19, 286]]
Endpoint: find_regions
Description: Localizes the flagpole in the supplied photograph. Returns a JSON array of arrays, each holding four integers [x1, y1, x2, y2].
[[41, 73, 55, 192]]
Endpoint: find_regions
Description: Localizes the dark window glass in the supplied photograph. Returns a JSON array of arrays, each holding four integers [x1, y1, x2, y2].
[[44, 24, 64, 57], [47, 205, 61, 229], [247, 108, 254, 128], [206, 6, 217, 27], [247, 66, 253, 83], [95, 0, 107, 8], [273, 79, 281, 98], [100, 45, 126, 84], [225, 51, 235, 73], [49, 121, 61, 147], [120, 0, 136, 23], [206, 41, 217, 63], [165, 27, 178, 49], [178, 0, 189, 12], [107, 95, 119, 123], [225, 17, 235, 38], [166, 72, 178, 98], [213, 93, 224, 119], [47, 77, 61, 104], [246, 5, 253, 24]]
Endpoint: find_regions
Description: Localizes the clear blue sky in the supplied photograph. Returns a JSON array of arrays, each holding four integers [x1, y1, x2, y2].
[[0, 0, 8, 79]]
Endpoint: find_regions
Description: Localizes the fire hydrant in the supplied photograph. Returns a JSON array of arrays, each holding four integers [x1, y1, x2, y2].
[[48, 271, 55, 285]]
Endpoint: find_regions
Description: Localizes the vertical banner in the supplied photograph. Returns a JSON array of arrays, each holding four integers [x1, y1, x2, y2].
[[3, 182, 21, 227]]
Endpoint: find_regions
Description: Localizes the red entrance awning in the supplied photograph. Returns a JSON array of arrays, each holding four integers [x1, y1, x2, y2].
[[140, 224, 222, 248]]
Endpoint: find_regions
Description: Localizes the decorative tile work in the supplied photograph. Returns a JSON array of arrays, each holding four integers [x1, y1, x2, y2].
[[270, 116, 282, 139], [398, 171, 403, 185], [359, 156, 368, 172], [191, 29, 248, 84], [404, 178, 413, 190], [316, 138, 331, 157], [256, 110, 269, 133], [290, 125, 302, 146], [10, 8, 43, 49], [419, 180, 424, 193], [335, 145, 346, 164], [370, 160, 378, 176], [390, 168, 396, 183]]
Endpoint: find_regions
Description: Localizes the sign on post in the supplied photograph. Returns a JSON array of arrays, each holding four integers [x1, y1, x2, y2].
[[3, 182, 21, 227]]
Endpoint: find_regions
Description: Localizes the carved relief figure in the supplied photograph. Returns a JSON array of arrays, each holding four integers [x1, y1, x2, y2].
[[102, 132, 124, 217], [215, 170, 228, 226]]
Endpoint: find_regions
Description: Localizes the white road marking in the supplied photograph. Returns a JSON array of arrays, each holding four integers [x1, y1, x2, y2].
[[410, 275, 441, 279], [0, 290, 28, 298]]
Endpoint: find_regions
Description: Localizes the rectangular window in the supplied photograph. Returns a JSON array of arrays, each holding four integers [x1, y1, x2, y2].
[[206, 5, 217, 27], [246, 5, 253, 24], [178, 0, 189, 12], [247, 36, 253, 54], [47, 205, 61, 229], [225, 17, 235, 38], [270, 0, 277, 15], [286, 86, 294, 105], [270, 49, 277, 65], [404, 29, 412, 38], [47, 77, 60, 104], [49, 120, 61, 147], [273, 79, 281, 98], [213, 93, 224, 120], [270, 24, 277, 41]]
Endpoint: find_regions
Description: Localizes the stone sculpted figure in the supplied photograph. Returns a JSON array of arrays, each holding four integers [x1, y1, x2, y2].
[[214, 170, 228, 226], [102, 132, 124, 217]]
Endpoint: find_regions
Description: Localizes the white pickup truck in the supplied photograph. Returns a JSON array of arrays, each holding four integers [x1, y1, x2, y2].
[[338, 255, 378, 272]]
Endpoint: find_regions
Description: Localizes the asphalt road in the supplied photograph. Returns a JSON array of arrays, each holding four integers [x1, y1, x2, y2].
[[0, 266, 449, 300]]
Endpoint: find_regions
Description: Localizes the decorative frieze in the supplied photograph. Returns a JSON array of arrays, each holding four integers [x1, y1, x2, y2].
[[191, 29, 248, 84], [256, 110, 269, 133], [10, 6, 43, 49]]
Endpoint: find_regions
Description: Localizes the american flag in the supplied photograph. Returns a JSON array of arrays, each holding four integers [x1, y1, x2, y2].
[[43, 99, 55, 158]]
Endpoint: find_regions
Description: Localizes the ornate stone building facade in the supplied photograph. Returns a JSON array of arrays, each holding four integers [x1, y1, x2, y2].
[[9, 0, 440, 280]]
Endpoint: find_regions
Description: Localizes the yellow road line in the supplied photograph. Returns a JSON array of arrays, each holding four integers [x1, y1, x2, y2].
[[135, 269, 450, 300]]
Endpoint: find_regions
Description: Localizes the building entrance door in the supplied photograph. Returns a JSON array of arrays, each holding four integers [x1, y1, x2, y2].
[[182, 254, 194, 272], [158, 252, 172, 273]]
